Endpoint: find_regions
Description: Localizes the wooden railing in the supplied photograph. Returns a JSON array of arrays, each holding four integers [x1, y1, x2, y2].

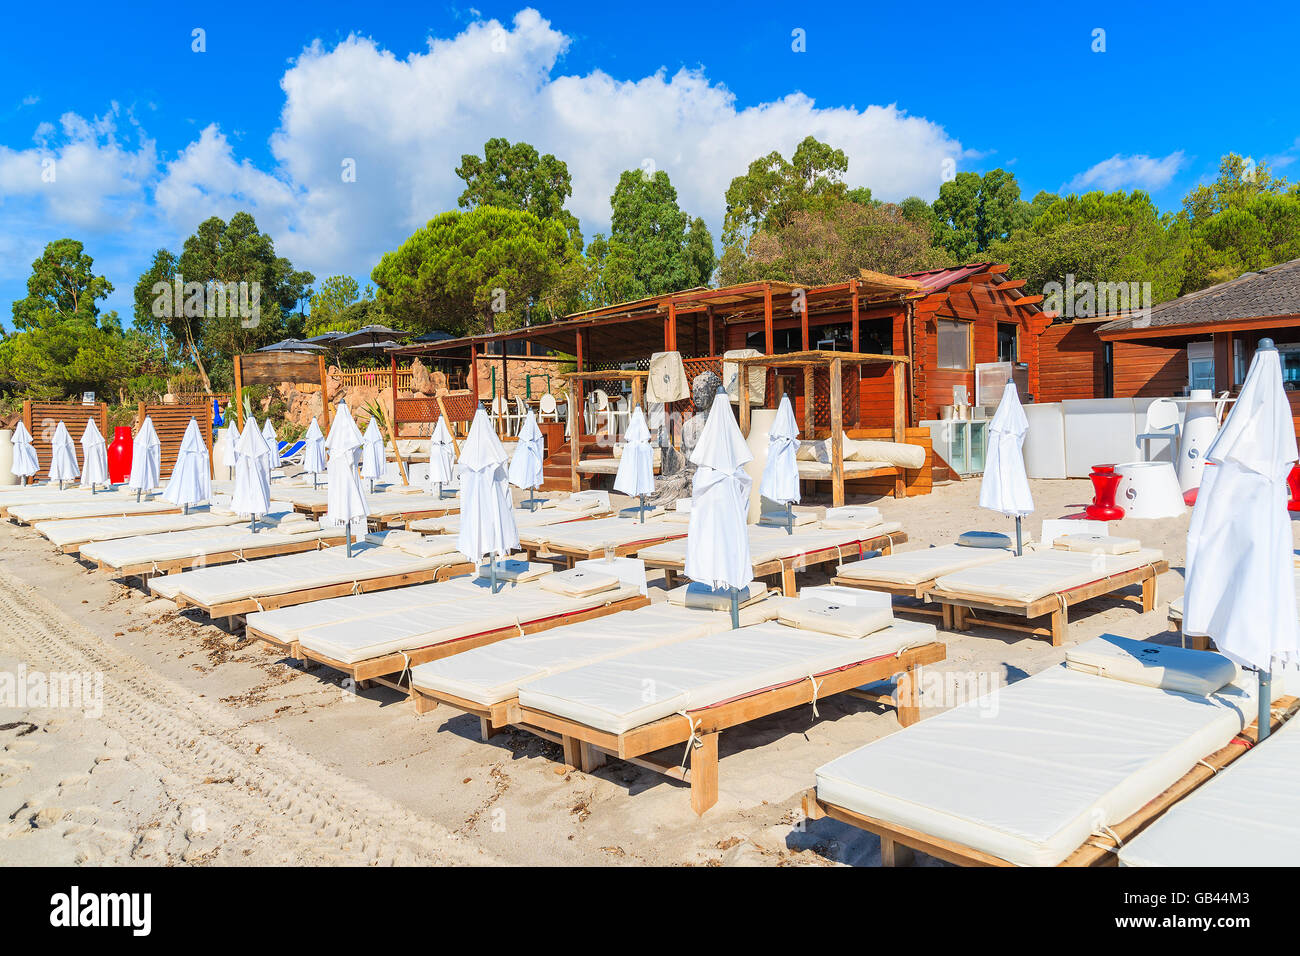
[[335, 368, 413, 390], [174, 392, 231, 405]]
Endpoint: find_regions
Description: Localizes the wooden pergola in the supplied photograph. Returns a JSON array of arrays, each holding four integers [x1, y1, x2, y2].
[[735, 350, 910, 507], [560, 369, 647, 492]]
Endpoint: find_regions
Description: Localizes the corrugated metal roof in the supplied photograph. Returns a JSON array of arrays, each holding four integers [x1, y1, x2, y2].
[[896, 262, 994, 292]]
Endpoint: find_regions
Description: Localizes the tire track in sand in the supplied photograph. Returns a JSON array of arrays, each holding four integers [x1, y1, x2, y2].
[[0, 568, 492, 866]]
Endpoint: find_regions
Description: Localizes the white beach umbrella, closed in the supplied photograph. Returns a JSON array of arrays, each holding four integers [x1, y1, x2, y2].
[[48, 421, 80, 488], [508, 410, 545, 511], [302, 418, 327, 488], [1185, 339, 1299, 741], [128, 415, 162, 501], [161, 418, 211, 514], [360, 416, 386, 491], [10, 421, 38, 483], [324, 403, 369, 557], [80, 419, 109, 493], [231, 416, 272, 532], [457, 408, 519, 593], [427, 417, 456, 498], [614, 406, 655, 521], [979, 382, 1034, 553], [262, 419, 282, 470], [685, 392, 753, 627], [758, 394, 801, 533]]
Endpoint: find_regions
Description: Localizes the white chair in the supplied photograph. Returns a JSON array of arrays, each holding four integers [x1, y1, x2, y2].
[[538, 392, 558, 422], [491, 395, 509, 435], [1137, 398, 1181, 461], [514, 396, 528, 431]]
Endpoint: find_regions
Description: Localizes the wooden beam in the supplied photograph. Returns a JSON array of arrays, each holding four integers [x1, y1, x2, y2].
[[571, 330, 584, 492], [1012, 294, 1045, 307], [707, 305, 716, 354], [737, 361, 751, 437], [850, 278, 860, 353], [829, 357, 844, 508], [892, 362, 907, 497], [763, 285, 774, 355], [799, 289, 810, 351], [232, 355, 244, 429], [802, 366, 815, 437]]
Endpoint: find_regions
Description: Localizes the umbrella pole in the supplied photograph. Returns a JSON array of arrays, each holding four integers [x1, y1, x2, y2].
[[1015, 516, 1023, 556], [639, 494, 645, 524], [136, 489, 141, 503], [729, 588, 740, 630], [345, 522, 352, 558], [183, 503, 189, 515], [490, 558, 499, 595], [1258, 667, 1273, 743], [787, 502, 794, 536]]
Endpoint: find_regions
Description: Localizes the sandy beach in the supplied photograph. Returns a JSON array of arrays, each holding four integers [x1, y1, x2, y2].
[[0, 477, 1276, 867]]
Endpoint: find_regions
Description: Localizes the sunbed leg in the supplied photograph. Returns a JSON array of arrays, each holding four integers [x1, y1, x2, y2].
[[663, 569, 676, 590], [940, 604, 953, 630], [781, 565, 797, 597], [690, 732, 719, 816], [412, 692, 437, 716], [479, 717, 503, 741], [950, 605, 969, 632], [1049, 608, 1066, 646], [1141, 572, 1156, 612], [880, 836, 914, 868], [579, 741, 606, 773], [896, 667, 921, 728], [561, 734, 582, 772]]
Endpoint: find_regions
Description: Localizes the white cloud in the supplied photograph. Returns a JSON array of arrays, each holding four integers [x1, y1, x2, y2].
[[2, 7, 967, 318], [1065, 151, 1186, 193]]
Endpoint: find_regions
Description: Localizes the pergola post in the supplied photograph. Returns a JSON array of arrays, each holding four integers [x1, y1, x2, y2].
[[737, 360, 750, 437], [468, 343, 479, 404], [707, 305, 716, 355], [232, 355, 244, 429], [829, 357, 845, 508], [571, 331, 584, 492], [799, 290, 810, 351], [892, 359, 907, 498], [666, 301, 677, 352], [763, 285, 774, 355], [850, 278, 860, 353]]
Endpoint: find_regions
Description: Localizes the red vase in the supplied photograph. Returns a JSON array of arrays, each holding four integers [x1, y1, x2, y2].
[[1084, 464, 1124, 520], [107, 426, 133, 484], [1288, 464, 1300, 512]]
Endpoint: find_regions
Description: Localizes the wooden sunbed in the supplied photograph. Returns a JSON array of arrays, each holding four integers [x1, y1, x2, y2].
[[507, 639, 945, 815], [94, 532, 345, 580], [289, 591, 651, 694], [649, 528, 907, 596], [933, 559, 1168, 646], [801, 696, 1298, 867], [518, 521, 686, 568]]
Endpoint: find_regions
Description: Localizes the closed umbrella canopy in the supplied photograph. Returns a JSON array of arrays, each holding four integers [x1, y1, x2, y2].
[[360, 417, 386, 481], [685, 392, 753, 592], [162, 418, 212, 509], [48, 421, 80, 483], [1185, 344, 1299, 673], [323, 403, 369, 534], [508, 410, 545, 491], [225, 421, 242, 466], [128, 416, 162, 492], [262, 419, 282, 469], [427, 417, 456, 488], [457, 408, 519, 566], [80, 419, 109, 488], [10, 421, 38, 478], [230, 416, 272, 519], [302, 418, 327, 476], [980, 382, 1034, 517], [614, 406, 655, 498], [758, 394, 800, 506]]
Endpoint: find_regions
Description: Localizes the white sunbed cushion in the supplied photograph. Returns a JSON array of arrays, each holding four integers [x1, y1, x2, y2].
[[1054, 533, 1139, 555], [1065, 635, 1236, 697], [298, 584, 641, 664], [758, 510, 819, 528], [667, 580, 766, 610], [934, 548, 1164, 604], [522, 516, 682, 553], [517, 620, 937, 734], [820, 505, 883, 530], [555, 495, 601, 513], [814, 665, 1255, 867], [475, 559, 551, 584], [777, 598, 893, 639], [538, 567, 620, 598], [10, 499, 179, 522], [800, 585, 894, 610], [836, 544, 1010, 587], [409, 602, 745, 706], [1119, 716, 1300, 867], [244, 578, 485, 643]]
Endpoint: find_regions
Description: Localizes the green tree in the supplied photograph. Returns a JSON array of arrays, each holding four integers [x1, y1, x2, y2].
[[932, 169, 1037, 262], [722, 136, 857, 249], [456, 138, 582, 246], [371, 206, 572, 335], [0, 239, 132, 398], [307, 275, 374, 336], [131, 212, 315, 392], [592, 169, 715, 301]]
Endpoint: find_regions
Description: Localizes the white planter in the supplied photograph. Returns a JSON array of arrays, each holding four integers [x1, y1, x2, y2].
[[1116, 461, 1185, 519]]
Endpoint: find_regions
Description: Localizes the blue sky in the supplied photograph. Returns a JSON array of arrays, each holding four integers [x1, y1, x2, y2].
[[2, 0, 1297, 325]]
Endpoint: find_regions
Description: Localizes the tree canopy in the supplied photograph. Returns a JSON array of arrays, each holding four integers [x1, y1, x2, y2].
[[456, 137, 582, 247]]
